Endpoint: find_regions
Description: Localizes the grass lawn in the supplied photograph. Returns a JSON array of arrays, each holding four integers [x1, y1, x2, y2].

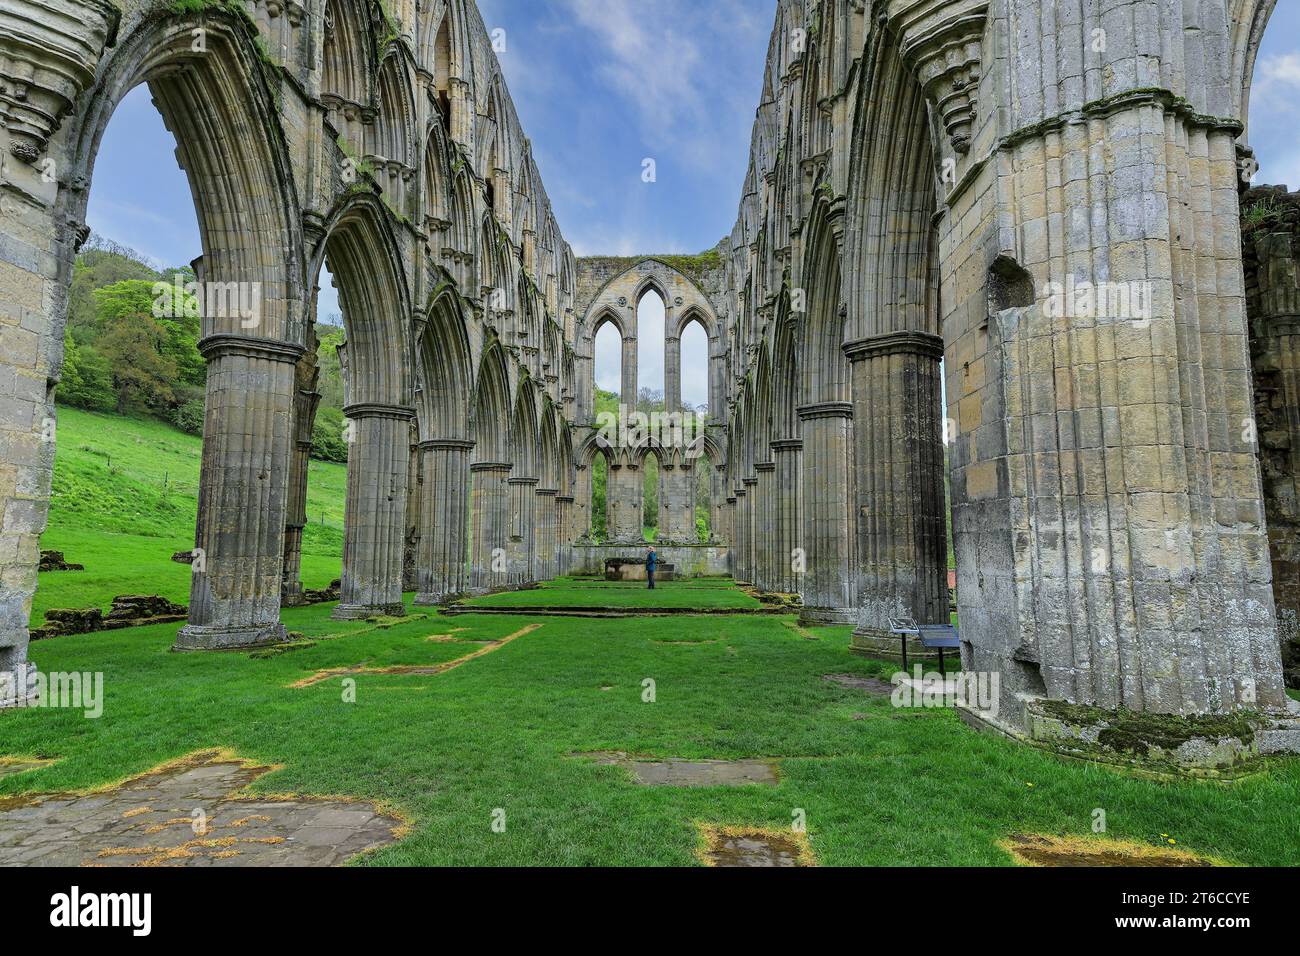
[[34, 407, 346, 623], [460, 578, 763, 610], [3, 593, 1299, 866]]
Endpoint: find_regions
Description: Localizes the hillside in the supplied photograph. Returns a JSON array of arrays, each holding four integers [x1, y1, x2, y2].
[[33, 407, 347, 625]]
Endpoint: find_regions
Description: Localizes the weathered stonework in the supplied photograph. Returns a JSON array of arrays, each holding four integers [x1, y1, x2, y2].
[[715, 0, 1298, 741], [0, 0, 1296, 761]]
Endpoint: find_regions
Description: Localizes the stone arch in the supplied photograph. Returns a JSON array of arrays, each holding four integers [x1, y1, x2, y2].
[[1231, 0, 1280, 140], [313, 195, 413, 409], [840, 19, 949, 653], [58, 9, 306, 650], [467, 338, 513, 589], [416, 287, 472, 442], [372, 46, 417, 214], [321, 0, 375, 147], [312, 194, 415, 621], [470, 339, 512, 465]]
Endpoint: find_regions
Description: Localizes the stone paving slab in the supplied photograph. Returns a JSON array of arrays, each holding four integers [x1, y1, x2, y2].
[[822, 673, 896, 696], [0, 757, 54, 780], [696, 824, 815, 867], [0, 751, 403, 867], [581, 751, 780, 786]]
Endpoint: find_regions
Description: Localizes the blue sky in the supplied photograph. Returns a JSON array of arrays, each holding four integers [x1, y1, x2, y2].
[[86, 1, 1300, 410]]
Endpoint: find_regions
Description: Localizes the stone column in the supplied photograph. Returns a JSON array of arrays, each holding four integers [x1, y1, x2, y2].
[[281, 337, 321, 606], [414, 438, 473, 605], [0, 0, 119, 695], [771, 439, 802, 593], [664, 334, 681, 411], [845, 332, 948, 658], [609, 460, 642, 541], [796, 401, 856, 624], [331, 403, 413, 620], [724, 496, 737, 572], [505, 475, 538, 585], [1243, 204, 1300, 684], [556, 494, 574, 575], [177, 336, 304, 648], [469, 462, 511, 590], [535, 487, 558, 580], [752, 463, 775, 589], [403, 431, 421, 592]]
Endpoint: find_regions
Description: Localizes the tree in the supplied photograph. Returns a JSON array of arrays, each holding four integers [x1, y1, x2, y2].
[[96, 311, 178, 413], [56, 329, 115, 411]]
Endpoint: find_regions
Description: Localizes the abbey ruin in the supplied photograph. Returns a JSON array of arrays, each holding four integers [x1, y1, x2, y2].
[[0, 0, 1298, 748]]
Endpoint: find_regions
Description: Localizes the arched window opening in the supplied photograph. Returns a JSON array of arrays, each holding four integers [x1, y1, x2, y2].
[[694, 455, 714, 543], [636, 288, 665, 413], [433, 16, 453, 132], [643, 452, 660, 542], [593, 320, 622, 411], [591, 451, 609, 542], [680, 317, 709, 415]]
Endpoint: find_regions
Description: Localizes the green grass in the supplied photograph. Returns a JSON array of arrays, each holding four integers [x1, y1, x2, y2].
[[461, 578, 762, 610], [35, 407, 346, 623], [3, 599, 1300, 865]]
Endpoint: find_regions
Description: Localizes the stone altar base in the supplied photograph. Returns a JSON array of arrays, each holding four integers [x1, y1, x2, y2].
[[572, 543, 729, 578]]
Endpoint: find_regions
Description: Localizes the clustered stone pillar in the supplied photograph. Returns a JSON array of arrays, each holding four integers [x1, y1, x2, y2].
[[723, 496, 737, 571], [332, 403, 414, 619], [506, 475, 538, 585], [1243, 191, 1300, 686], [281, 339, 321, 606], [414, 438, 473, 604], [733, 484, 750, 583], [846, 332, 948, 657], [469, 462, 511, 590], [403, 430, 422, 592], [796, 401, 855, 623], [656, 460, 694, 542], [535, 487, 558, 579], [771, 439, 802, 593], [176, 336, 303, 648], [555, 495, 574, 575], [753, 461, 777, 589], [607, 460, 642, 541]]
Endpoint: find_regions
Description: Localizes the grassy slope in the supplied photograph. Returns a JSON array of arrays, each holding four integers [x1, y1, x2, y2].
[[4, 600, 1299, 866], [34, 407, 347, 623]]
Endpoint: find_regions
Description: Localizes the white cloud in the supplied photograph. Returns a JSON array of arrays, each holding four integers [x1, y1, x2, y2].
[[563, 0, 706, 132]]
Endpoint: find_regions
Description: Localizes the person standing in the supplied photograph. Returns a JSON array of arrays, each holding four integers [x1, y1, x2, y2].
[[646, 545, 657, 589]]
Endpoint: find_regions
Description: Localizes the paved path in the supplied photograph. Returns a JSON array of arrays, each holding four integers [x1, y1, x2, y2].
[[0, 752, 401, 866]]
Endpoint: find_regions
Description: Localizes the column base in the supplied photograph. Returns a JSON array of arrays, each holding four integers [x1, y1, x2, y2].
[[0, 663, 39, 709], [850, 627, 951, 663], [330, 603, 407, 621], [173, 621, 287, 651], [959, 696, 1300, 779], [798, 605, 857, 625], [281, 588, 308, 608], [414, 591, 461, 606]]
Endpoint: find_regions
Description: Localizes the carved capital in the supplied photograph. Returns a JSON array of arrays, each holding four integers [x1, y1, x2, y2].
[[898, 3, 988, 154], [0, 0, 119, 161]]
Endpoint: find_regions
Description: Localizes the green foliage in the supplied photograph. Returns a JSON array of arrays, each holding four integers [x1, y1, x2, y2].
[[57, 330, 115, 413], [35, 407, 346, 623], [312, 405, 350, 464]]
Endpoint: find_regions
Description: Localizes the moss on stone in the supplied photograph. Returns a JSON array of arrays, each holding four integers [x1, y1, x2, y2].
[[1036, 699, 1260, 754]]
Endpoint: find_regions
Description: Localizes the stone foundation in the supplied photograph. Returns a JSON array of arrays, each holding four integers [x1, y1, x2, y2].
[[571, 544, 729, 578]]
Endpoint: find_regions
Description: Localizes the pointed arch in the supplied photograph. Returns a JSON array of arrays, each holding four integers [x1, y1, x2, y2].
[[470, 339, 512, 464]]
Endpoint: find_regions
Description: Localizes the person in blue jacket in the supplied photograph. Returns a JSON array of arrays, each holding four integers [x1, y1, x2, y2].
[[646, 545, 657, 589]]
